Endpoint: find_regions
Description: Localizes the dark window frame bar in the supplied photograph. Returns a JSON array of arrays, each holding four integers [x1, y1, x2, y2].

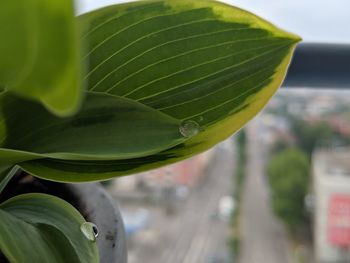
[[283, 43, 350, 89]]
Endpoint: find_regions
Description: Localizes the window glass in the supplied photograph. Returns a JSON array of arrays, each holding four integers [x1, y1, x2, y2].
[[76, 1, 350, 262]]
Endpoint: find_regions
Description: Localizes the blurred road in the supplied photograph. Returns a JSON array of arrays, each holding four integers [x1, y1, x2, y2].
[[238, 120, 293, 263], [127, 142, 234, 263]]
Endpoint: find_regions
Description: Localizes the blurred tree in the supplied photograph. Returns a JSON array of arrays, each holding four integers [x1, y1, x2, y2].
[[236, 129, 247, 162], [270, 139, 291, 154], [267, 148, 309, 229], [237, 129, 247, 147], [291, 119, 333, 157], [231, 128, 247, 257]]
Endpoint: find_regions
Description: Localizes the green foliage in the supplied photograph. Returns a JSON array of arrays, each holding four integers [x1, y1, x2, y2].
[[0, 0, 300, 262], [267, 148, 309, 229], [1, 0, 300, 182], [0, 194, 99, 263]]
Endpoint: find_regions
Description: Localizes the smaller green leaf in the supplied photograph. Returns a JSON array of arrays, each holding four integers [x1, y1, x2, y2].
[[0, 193, 99, 263], [0, 91, 186, 162]]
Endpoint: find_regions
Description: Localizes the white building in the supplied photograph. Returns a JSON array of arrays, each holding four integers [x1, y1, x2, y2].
[[313, 149, 350, 263]]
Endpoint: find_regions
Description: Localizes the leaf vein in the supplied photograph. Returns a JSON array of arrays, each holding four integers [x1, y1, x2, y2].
[[86, 25, 252, 84], [156, 60, 279, 110], [129, 42, 286, 100], [87, 18, 218, 85]]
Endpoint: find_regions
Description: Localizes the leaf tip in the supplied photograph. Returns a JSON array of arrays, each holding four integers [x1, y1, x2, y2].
[[274, 29, 302, 44]]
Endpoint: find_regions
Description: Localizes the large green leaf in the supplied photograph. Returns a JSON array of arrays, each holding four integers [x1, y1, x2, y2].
[[16, 0, 300, 182], [0, 193, 99, 263], [0, 91, 185, 163], [0, 0, 82, 116]]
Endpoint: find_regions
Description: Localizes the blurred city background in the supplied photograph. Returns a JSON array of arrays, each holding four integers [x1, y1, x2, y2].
[[100, 89, 350, 263], [77, 0, 350, 262]]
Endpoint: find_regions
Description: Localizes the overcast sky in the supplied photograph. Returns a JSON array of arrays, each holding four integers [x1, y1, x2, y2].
[[77, 0, 350, 44]]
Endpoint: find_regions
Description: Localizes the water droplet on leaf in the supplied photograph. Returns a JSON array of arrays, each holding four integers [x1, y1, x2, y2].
[[179, 120, 200, 138], [80, 222, 99, 242]]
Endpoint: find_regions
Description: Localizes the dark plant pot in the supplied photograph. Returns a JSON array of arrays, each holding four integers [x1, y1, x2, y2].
[[68, 183, 127, 263], [0, 176, 127, 263]]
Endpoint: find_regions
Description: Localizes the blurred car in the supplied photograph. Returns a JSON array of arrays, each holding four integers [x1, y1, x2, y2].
[[218, 196, 236, 222], [121, 209, 152, 237]]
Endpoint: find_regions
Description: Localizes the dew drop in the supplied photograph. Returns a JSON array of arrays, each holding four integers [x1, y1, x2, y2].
[[179, 120, 200, 138], [80, 222, 99, 242]]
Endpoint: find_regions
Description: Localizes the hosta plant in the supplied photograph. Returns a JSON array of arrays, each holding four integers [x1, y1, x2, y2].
[[0, 0, 300, 262]]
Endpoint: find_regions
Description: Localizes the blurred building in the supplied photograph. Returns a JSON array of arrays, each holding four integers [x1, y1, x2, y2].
[[108, 149, 215, 199], [313, 149, 350, 262], [306, 95, 336, 118]]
